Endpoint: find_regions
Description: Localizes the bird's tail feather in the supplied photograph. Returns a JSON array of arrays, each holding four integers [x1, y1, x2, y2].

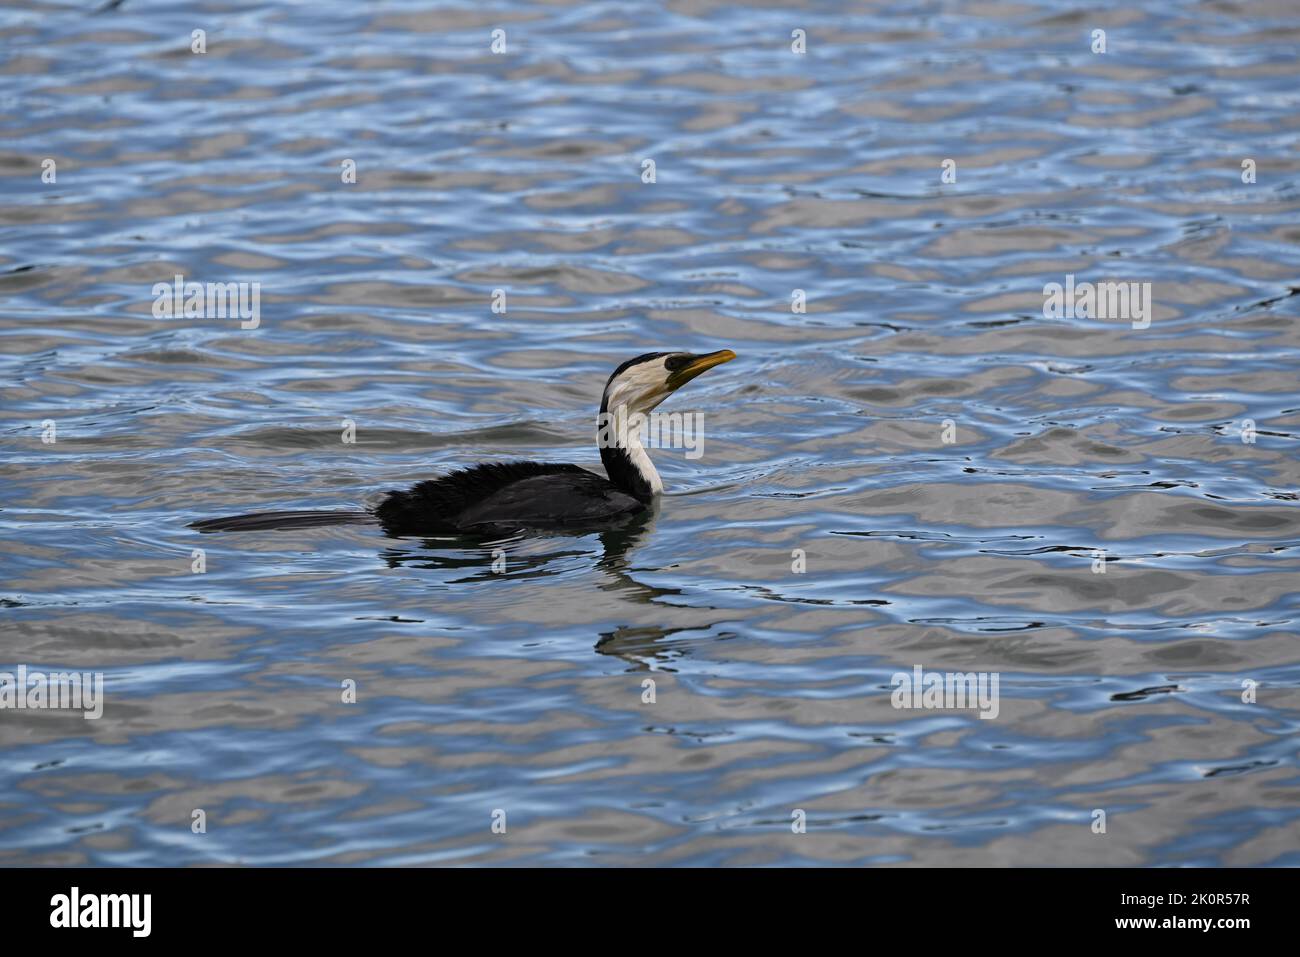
[[188, 509, 375, 532]]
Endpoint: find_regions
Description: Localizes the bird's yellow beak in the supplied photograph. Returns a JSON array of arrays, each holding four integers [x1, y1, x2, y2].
[[666, 349, 736, 392]]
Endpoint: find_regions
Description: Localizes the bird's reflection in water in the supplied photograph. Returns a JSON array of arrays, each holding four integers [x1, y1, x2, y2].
[[589, 507, 691, 671], [581, 506, 738, 671], [376, 500, 662, 583], [375, 503, 723, 670], [595, 624, 705, 672]]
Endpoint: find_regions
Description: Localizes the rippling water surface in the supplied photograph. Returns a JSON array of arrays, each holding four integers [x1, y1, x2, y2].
[[2, 0, 1299, 866]]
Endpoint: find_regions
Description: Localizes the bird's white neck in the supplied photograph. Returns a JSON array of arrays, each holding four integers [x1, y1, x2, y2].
[[598, 402, 663, 501], [622, 424, 663, 496]]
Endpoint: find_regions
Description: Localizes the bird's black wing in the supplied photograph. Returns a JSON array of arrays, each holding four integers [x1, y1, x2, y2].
[[452, 471, 644, 531], [375, 461, 633, 535]]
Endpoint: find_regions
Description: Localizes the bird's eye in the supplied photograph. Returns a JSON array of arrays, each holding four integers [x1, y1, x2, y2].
[[664, 355, 690, 371]]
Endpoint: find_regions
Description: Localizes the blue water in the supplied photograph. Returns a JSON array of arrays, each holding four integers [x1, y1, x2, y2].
[[1, 0, 1298, 865]]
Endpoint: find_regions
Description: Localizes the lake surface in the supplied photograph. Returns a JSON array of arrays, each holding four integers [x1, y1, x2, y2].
[[2, 0, 1298, 866]]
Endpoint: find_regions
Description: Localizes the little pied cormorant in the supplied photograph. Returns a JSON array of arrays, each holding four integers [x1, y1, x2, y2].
[[189, 349, 736, 537]]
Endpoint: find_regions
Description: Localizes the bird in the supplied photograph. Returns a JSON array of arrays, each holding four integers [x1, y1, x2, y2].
[[189, 349, 735, 537]]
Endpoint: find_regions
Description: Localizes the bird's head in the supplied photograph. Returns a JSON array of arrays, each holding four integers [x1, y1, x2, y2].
[[600, 349, 736, 416]]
